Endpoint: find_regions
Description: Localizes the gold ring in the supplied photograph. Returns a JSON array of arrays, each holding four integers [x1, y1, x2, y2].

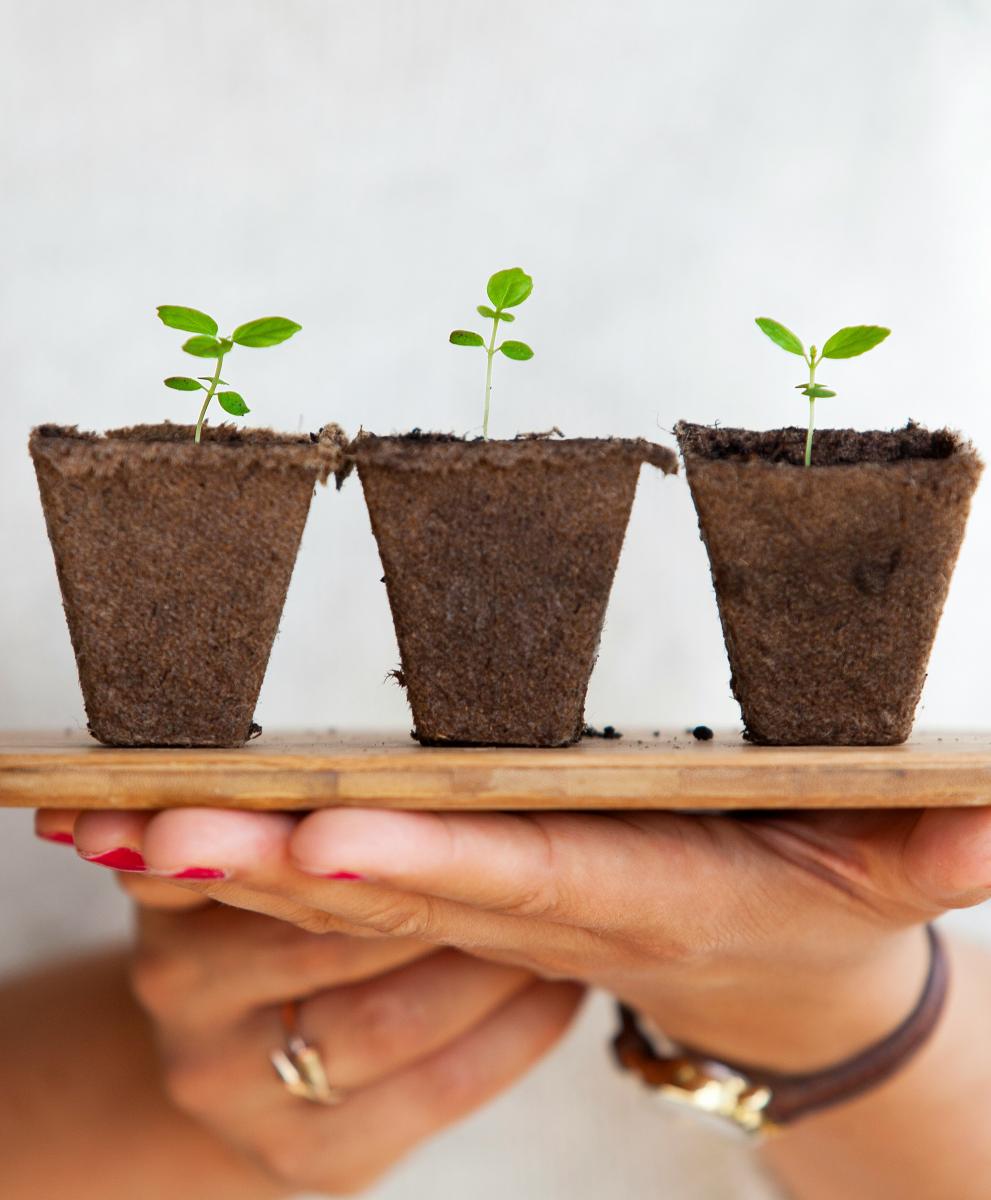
[[270, 1000, 346, 1106]]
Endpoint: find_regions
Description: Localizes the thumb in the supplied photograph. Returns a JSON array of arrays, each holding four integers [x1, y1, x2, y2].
[[903, 806, 991, 908]]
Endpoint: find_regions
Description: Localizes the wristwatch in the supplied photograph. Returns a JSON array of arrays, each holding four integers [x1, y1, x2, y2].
[[611, 924, 948, 1135]]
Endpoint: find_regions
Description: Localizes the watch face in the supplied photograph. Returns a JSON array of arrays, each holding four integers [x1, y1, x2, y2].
[[613, 1004, 771, 1138], [648, 1087, 762, 1142]]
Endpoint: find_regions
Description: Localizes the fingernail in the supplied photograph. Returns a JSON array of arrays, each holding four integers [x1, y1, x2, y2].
[[81, 847, 146, 872], [326, 871, 364, 881], [38, 831, 74, 846], [169, 867, 228, 880]]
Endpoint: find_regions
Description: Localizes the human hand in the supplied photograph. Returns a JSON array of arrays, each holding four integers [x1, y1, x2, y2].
[[52, 803, 991, 1072], [35, 811, 581, 1196]]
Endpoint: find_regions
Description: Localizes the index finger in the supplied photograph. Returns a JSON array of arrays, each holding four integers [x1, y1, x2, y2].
[[287, 808, 744, 934], [35, 808, 79, 846]]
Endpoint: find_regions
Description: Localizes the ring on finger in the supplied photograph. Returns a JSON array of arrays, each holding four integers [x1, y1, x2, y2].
[[271, 999, 347, 1106]]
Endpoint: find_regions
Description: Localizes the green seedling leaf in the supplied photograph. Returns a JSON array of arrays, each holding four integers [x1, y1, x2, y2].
[[452, 268, 535, 438], [755, 317, 804, 356], [157, 305, 218, 336], [486, 268, 533, 310], [231, 317, 302, 347], [499, 340, 534, 360], [821, 325, 891, 359], [450, 330, 485, 347], [758, 315, 891, 466], [217, 391, 249, 416], [182, 335, 225, 358], [160, 306, 299, 443]]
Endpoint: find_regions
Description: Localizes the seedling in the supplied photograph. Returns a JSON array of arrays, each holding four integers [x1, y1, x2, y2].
[[157, 306, 302, 443], [449, 268, 534, 438], [755, 318, 890, 466]]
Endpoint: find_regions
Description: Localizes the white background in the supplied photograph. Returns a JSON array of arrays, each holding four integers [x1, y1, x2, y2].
[[1, 3, 989, 1197]]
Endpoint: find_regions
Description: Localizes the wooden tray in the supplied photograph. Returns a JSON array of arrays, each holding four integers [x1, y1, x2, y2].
[[1, 730, 990, 811]]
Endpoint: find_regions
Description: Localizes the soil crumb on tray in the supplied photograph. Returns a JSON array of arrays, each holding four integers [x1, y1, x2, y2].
[[583, 724, 622, 740], [691, 725, 714, 741]]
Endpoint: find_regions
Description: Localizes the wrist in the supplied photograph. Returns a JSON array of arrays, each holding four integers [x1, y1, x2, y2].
[[634, 926, 931, 1074]]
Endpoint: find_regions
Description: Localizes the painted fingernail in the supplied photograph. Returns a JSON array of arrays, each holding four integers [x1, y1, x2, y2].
[[326, 871, 364, 881], [81, 847, 146, 872], [38, 831, 74, 846], [169, 867, 227, 880]]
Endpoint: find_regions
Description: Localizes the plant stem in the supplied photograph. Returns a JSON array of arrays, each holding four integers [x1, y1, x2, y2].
[[195, 349, 227, 444], [483, 313, 501, 440], [804, 352, 817, 468]]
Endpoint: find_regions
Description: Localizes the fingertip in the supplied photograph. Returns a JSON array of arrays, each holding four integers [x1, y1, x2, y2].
[[904, 806, 991, 906], [35, 808, 78, 845], [73, 810, 151, 859], [290, 809, 437, 878], [141, 808, 296, 877]]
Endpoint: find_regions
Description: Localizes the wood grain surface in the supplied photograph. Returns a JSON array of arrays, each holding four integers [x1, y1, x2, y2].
[[2, 730, 991, 811]]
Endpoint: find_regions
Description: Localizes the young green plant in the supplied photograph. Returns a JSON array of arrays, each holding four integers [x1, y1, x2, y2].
[[157, 306, 302, 443], [755, 318, 890, 466], [449, 268, 534, 438]]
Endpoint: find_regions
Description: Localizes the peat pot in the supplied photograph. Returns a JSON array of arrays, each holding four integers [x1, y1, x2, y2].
[[30, 423, 343, 747], [351, 434, 677, 747], [675, 421, 983, 745]]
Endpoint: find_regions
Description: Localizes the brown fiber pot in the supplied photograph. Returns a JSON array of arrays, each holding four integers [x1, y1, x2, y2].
[[30, 423, 343, 747], [350, 434, 677, 746], [675, 422, 983, 745]]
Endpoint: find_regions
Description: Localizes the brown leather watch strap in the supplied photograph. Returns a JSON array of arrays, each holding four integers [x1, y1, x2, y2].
[[613, 925, 949, 1128]]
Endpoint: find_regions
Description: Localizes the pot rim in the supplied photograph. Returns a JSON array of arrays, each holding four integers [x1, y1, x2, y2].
[[29, 422, 347, 481], [346, 430, 678, 476], [674, 420, 981, 471], [31, 421, 343, 448]]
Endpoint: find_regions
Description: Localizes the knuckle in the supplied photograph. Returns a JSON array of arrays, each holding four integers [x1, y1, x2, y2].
[[360, 894, 436, 940], [349, 987, 424, 1065], [490, 878, 559, 919], [420, 1047, 481, 1118], [494, 817, 563, 919], [290, 908, 353, 936], [635, 928, 710, 968]]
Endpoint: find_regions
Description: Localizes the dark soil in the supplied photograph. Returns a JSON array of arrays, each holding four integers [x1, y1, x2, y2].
[[675, 422, 958, 466], [691, 725, 714, 741], [30, 423, 343, 747], [350, 434, 677, 747], [675, 422, 982, 745], [582, 724, 623, 739]]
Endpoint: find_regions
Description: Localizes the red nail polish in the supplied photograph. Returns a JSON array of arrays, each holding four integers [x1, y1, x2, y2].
[[39, 831, 74, 845], [170, 867, 227, 880], [82, 847, 146, 872], [326, 871, 364, 881]]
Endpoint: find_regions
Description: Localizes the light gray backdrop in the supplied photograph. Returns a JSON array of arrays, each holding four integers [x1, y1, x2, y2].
[[1, 2, 988, 1197]]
